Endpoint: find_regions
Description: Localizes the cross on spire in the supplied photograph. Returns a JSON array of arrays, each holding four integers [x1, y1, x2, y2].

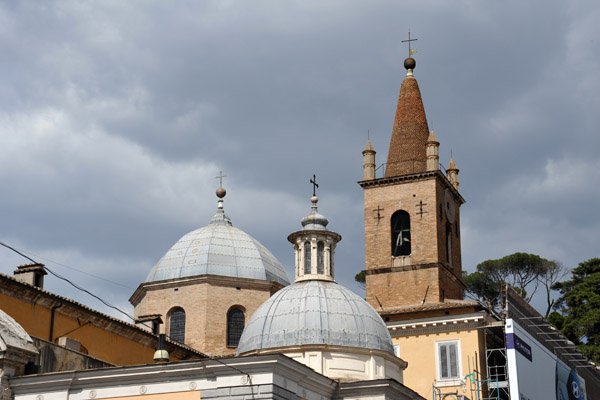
[[310, 174, 319, 196], [216, 170, 227, 187], [401, 30, 418, 57]]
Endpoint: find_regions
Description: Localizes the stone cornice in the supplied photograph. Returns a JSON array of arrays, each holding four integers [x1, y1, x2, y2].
[[239, 343, 407, 369], [129, 274, 286, 306], [358, 170, 465, 204], [365, 262, 465, 289], [9, 354, 337, 397], [365, 262, 440, 275], [387, 311, 490, 337]]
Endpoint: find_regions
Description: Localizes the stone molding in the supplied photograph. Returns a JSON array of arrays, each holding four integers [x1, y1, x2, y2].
[[129, 274, 285, 306], [358, 170, 465, 205]]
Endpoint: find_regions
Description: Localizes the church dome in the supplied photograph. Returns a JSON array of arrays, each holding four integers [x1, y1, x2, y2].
[[236, 280, 394, 355], [145, 197, 290, 286]]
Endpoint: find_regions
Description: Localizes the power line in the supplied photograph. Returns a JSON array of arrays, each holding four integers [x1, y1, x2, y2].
[[43, 266, 134, 321], [7, 245, 133, 290], [0, 240, 134, 322], [0, 241, 36, 264]]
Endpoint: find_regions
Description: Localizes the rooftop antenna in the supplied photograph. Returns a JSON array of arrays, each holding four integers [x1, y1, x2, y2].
[[401, 30, 418, 57]]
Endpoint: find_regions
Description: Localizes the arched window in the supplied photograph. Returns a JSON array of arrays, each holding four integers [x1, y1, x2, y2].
[[169, 308, 186, 344], [317, 241, 325, 274], [227, 307, 245, 347], [304, 241, 311, 274], [391, 210, 411, 256]]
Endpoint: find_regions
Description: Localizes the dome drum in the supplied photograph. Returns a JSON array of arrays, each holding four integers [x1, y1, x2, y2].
[[241, 345, 405, 383], [288, 230, 340, 283]]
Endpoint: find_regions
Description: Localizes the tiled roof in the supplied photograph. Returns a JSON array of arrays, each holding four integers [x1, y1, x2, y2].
[[385, 74, 430, 177], [380, 299, 482, 315], [0, 272, 205, 357]]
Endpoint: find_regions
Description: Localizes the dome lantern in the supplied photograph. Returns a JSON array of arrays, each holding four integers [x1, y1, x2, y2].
[[287, 192, 341, 283]]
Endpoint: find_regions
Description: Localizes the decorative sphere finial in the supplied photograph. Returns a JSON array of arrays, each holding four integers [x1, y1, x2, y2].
[[216, 187, 226, 198], [404, 57, 416, 70], [311, 195, 318, 205]]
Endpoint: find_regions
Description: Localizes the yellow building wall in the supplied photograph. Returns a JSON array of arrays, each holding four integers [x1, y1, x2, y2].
[[0, 292, 180, 366], [394, 328, 486, 399]]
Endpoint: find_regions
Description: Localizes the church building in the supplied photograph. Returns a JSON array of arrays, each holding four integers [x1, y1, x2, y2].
[[130, 186, 290, 357], [359, 55, 494, 398], [4, 40, 596, 400], [6, 190, 425, 400]]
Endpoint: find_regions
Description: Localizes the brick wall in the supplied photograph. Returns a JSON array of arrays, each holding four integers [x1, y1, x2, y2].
[[133, 276, 282, 357], [363, 173, 463, 308]]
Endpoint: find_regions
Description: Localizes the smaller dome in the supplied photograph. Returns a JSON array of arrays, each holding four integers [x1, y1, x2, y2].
[[237, 280, 394, 355], [300, 196, 329, 230]]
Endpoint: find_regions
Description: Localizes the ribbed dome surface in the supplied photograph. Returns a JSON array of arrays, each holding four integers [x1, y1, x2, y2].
[[237, 280, 394, 355], [145, 209, 290, 286]]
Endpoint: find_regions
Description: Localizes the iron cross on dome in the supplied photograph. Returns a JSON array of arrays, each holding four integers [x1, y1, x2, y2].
[[310, 174, 319, 196], [216, 170, 227, 187]]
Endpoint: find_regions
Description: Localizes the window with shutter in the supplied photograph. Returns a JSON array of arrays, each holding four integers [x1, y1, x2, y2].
[[437, 340, 461, 380]]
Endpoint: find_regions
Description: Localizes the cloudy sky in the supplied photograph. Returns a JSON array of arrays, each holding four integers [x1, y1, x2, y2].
[[1, 1, 598, 319]]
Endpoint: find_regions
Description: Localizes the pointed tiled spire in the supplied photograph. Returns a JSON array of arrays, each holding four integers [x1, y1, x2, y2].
[[385, 57, 430, 177]]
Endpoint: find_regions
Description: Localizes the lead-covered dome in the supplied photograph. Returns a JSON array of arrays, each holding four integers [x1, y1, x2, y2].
[[237, 280, 394, 355], [145, 199, 290, 286]]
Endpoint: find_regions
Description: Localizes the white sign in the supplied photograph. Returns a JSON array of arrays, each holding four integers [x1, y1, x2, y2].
[[505, 319, 587, 400]]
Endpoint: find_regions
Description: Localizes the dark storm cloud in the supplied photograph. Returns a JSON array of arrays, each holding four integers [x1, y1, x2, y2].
[[1, 1, 598, 317]]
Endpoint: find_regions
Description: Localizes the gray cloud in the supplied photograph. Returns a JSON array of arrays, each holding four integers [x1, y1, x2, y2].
[[1, 1, 598, 318]]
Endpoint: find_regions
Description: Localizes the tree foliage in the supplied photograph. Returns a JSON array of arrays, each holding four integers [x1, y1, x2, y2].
[[551, 258, 600, 364], [463, 252, 562, 316], [354, 270, 366, 290]]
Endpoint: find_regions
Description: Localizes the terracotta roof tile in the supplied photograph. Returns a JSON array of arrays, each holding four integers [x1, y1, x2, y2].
[[380, 299, 482, 315], [0, 272, 205, 357], [385, 75, 430, 177]]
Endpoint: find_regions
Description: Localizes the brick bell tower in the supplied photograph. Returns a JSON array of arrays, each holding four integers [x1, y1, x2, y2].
[[359, 56, 465, 310]]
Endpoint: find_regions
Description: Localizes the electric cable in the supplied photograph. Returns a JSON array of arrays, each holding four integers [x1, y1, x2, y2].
[[0, 240, 134, 321], [0, 241, 133, 289]]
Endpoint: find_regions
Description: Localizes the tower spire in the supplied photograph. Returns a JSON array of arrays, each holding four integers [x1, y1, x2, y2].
[[384, 58, 429, 177]]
